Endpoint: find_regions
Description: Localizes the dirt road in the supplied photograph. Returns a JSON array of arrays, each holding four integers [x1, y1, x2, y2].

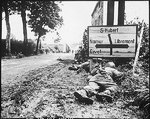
[[1, 53, 74, 86], [1, 53, 139, 118]]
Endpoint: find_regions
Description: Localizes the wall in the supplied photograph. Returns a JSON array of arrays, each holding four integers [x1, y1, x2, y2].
[[91, 1, 104, 26], [91, 1, 118, 26]]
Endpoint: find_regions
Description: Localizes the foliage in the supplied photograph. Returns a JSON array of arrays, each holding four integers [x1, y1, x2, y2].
[[11, 40, 24, 55], [82, 29, 89, 61], [1, 39, 36, 58], [2, 0, 11, 56], [1, 39, 8, 57], [2, 0, 33, 56], [27, 1, 63, 54], [6, 0, 31, 14], [54, 45, 60, 53], [125, 18, 149, 72], [74, 28, 89, 63], [2, 0, 17, 15], [117, 60, 149, 119], [28, 1, 63, 36], [137, 90, 149, 119]]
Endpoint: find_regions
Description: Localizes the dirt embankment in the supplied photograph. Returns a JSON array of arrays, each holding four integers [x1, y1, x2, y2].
[[1, 59, 141, 118]]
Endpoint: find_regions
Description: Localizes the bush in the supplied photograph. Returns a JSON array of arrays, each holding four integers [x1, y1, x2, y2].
[[125, 18, 149, 72], [1, 39, 7, 57], [1, 38, 36, 57], [26, 39, 36, 55], [82, 29, 89, 61], [11, 40, 24, 55]]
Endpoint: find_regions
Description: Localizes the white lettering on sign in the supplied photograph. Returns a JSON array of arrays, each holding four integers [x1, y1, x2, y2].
[[100, 28, 119, 33], [115, 39, 135, 44]]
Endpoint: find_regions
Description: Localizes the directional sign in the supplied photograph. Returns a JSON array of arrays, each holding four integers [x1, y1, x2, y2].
[[88, 25, 137, 58]]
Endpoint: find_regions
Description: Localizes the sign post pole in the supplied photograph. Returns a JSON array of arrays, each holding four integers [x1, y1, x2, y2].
[[89, 59, 93, 73], [133, 21, 144, 75]]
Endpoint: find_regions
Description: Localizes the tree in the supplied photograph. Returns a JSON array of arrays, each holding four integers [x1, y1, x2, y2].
[[28, 1, 63, 54], [21, 0, 29, 56], [82, 28, 89, 61], [2, 0, 11, 56], [9, 0, 31, 56]]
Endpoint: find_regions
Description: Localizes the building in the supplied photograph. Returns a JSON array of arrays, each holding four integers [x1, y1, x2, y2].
[[91, 1, 124, 26], [42, 43, 71, 53], [91, 1, 107, 26], [69, 43, 82, 54]]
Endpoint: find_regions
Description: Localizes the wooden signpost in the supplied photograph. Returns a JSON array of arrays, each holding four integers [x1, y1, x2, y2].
[[88, 0, 138, 72]]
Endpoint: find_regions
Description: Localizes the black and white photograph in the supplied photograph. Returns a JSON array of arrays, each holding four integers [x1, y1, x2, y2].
[[1, 0, 149, 118]]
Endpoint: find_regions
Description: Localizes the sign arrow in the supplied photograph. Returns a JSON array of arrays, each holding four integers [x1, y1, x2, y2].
[[95, 34, 129, 55], [95, 44, 129, 48]]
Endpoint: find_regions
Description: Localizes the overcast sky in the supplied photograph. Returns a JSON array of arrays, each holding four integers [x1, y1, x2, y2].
[[2, 1, 149, 45]]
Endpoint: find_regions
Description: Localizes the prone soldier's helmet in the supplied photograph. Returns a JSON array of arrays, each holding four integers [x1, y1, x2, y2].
[[105, 62, 115, 68]]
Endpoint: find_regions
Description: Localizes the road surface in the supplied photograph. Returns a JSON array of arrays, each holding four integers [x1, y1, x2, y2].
[[1, 53, 74, 86]]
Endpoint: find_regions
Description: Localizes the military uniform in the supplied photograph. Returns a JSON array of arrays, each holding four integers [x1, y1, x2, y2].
[[74, 62, 124, 104]]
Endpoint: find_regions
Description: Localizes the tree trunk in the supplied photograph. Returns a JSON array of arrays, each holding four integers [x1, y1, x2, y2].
[[3, 1, 11, 56], [39, 40, 42, 49], [36, 35, 41, 55], [21, 0, 28, 56]]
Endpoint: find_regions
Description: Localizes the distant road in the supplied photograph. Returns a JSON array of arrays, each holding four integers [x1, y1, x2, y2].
[[1, 53, 74, 85]]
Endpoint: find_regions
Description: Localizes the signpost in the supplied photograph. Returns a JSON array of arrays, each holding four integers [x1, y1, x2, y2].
[[88, 25, 137, 58]]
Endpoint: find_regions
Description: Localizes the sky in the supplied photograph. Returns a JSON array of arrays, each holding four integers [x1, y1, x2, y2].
[[1, 1, 149, 45]]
